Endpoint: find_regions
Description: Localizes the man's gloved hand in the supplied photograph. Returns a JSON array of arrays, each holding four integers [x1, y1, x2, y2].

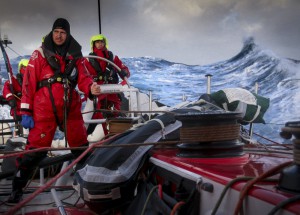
[[119, 70, 128, 79], [21, 115, 34, 129], [8, 99, 16, 108]]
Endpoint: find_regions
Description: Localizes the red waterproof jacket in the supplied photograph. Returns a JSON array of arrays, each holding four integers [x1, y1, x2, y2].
[[21, 48, 93, 122], [2, 76, 22, 117]]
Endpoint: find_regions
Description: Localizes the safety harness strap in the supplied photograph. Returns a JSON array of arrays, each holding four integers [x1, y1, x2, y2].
[[37, 75, 68, 131], [37, 75, 64, 90], [47, 84, 64, 131]]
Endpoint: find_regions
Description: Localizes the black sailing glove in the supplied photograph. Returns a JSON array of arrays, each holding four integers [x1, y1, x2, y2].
[[105, 66, 113, 76], [105, 66, 119, 83], [8, 99, 16, 108], [119, 70, 127, 79]]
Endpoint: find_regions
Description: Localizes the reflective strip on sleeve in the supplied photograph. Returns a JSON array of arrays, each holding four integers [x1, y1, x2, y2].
[[5, 93, 12, 99], [21, 103, 30, 109]]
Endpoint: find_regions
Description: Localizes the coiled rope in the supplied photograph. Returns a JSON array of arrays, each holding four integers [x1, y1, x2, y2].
[[180, 124, 240, 142]]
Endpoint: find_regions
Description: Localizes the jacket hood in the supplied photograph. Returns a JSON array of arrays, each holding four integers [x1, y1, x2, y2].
[[18, 59, 29, 73], [90, 34, 109, 51]]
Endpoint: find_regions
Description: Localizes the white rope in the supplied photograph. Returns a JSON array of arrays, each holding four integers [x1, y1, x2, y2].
[[151, 118, 166, 139]]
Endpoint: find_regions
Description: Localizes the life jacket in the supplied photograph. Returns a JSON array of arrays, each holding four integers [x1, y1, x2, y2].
[[89, 50, 119, 84], [36, 33, 83, 90], [37, 54, 78, 90]]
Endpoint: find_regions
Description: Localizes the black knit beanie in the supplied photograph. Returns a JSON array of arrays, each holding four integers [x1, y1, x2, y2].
[[52, 18, 70, 35]]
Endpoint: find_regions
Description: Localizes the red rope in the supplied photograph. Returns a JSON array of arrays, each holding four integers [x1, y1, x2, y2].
[[252, 131, 291, 149], [0, 147, 52, 159], [6, 134, 120, 215], [158, 184, 163, 199], [233, 161, 293, 215], [0, 144, 98, 159], [170, 201, 185, 215], [0, 140, 181, 160]]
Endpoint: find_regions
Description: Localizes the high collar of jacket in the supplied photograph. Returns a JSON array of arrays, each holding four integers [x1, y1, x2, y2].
[[93, 47, 108, 57], [43, 32, 83, 59]]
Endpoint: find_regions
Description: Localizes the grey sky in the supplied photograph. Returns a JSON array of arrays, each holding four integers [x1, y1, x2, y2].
[[1, 0, 300, 65]]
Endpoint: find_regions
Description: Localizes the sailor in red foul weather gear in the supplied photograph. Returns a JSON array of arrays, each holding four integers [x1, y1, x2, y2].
[[85, 34, 130, 134], [7, 18, 101, 203], [2, 59, 29, 121]]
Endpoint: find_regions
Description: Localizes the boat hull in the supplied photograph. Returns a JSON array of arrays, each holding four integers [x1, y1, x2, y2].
[[148, 149, 299, 215]]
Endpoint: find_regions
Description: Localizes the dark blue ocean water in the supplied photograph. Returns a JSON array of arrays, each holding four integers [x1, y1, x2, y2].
[[122, 37, 300, 144]]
